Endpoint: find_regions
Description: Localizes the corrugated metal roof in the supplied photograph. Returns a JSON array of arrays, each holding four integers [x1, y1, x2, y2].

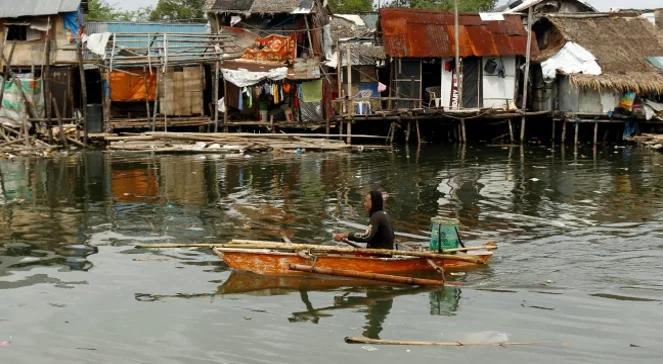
[[0, 0, 80, 18], [379, 8, 538, 58], [86, 22, 209, 34], [205, 0, 315, 14]]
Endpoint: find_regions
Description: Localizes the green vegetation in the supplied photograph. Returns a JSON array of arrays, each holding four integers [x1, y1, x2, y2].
[[329, 0, 374, 13], [389, 0, 497, 12], [86, 0, 151, 21], [86, 0, 206, 22], [149, 0, 206, 22]]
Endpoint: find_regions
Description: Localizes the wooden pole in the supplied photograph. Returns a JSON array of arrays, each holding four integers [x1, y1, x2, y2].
[[52, 96, 66, 147], [561, 120, 567, 143], [344, 336, 535, 347], [336, 39, 343, 120], [416, 120, 421, 145], [574, 122, 579, 145], [461, 119, 466, 143], [289, 264, 444, 286], [142, 66, 151, 121], [454, 0, 461, 110], [103, 70, 111, 133], [405, 120, 411, 144], [223, 79, 228, 132], [520, 7, 534, 144], [152, 71, 159, 132], [508, 119, 514, 143], [593, 122, 598, 145], [213, 61, 220, 132], [136, 242, 489, 264], [225, 240, 488, 264], [346, 44, 352, 118], [551, 119, 555, 144]]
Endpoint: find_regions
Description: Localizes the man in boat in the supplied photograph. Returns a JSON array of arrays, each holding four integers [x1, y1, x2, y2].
[[333, 191, 395, 250]]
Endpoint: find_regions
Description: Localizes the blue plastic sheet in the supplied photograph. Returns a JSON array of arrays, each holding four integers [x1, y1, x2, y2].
[[63, 6, 83, 43]]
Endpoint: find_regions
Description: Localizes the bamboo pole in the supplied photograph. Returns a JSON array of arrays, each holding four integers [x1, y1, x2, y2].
[[227, 240, 488, 264], [76, 40, 88, 147], [289, 264, 444, 286], [214, 61, 220, 132], [520, 6, 534, 144], [135, 241, 489, 264], [142, 66, 151, 121], [344, 336, 536, 347], [52, 96, 67, 147], [454, 0, 461, 109]]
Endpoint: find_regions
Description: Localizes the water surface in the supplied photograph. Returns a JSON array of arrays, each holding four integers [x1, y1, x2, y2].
[[1, 145, 662, 363]]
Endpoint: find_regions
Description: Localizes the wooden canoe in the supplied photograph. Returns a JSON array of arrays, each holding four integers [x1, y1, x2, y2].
[[213, 247, 492, 276]]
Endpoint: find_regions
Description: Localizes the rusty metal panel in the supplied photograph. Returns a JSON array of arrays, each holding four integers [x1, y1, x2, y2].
[[379, 8, 538, 58]]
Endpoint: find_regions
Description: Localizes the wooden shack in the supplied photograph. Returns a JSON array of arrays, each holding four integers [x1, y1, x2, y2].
[[532, 13, 663, 143], [0, 0, 86, 130], [205, 0, 332, 129]]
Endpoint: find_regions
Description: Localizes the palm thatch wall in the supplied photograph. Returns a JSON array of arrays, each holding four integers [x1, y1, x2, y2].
[[539, 14, 663, 93]]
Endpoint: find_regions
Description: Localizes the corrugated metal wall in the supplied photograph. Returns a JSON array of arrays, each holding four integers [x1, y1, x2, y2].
[[86, 22, 209, 34]]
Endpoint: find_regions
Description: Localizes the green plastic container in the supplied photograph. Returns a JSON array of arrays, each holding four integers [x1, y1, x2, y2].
[[429, 217, 460, 252]]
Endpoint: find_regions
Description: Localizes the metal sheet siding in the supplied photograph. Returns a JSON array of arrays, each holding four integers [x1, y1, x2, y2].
[[380, 8, 538, 58], [85, 22, 209, 34], [0, 0, 80, 18]]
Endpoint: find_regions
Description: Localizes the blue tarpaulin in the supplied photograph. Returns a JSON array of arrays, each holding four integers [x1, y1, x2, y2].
[[63, 5, 83, 43]]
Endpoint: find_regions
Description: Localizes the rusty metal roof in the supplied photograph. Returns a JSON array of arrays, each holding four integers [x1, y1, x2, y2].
[[379, 8, 538, 58]]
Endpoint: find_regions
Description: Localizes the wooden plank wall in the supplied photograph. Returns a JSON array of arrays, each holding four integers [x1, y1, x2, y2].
[[159, 66, 203, 116]]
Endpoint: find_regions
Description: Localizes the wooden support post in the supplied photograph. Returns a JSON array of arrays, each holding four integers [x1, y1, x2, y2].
[[508, 119, 514, 143], [152, 71, 159, 132], [142, 66, 151, 121], [346, 44, 352, 118], [520, 116, 526, 144], [405, 120, 411, 143], [551, 119, 556, 144], [561, 121, 567, 144], [339, 117, 344, 140], [416, 120, 421, 145], [213, 61, 219, 132], [52, 96, 66, 147], [103, 70, 111, 133], [593, 122, 598, 145], [461, 119, 466, 143], [574, 122, 579, 145], [520, 7, 533, 144], [346, 120, 352, 145], [223, 79, 228, 132]]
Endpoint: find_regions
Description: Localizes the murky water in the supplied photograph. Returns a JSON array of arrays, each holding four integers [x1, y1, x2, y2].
[[1, 144, 663, 363]]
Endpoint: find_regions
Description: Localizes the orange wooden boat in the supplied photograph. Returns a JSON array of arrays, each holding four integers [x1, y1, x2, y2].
[[213, 247, 492, 276]]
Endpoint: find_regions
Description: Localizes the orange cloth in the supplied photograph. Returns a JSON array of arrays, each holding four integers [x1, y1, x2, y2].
[[110, 69, 157, 102]]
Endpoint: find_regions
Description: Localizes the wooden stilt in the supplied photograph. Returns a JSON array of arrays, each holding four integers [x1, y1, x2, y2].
[[551, 119, 555, 144], [346, 120, 352, 145], [461, 119, 466, 143], [52, 96, 66, 147], [508, 119, 514, 143], [415, 120, 421, 145], [405, 120, 411, 143], [213, 61, 219, 133], [519, 115, 526, 144], [76, 41, 87, 145], [222, 79, 228, 132], [593, 122, 598, 145], [574, 122, 579, 145], [561, 121, 567, 144], [142, 66, 151, 121]]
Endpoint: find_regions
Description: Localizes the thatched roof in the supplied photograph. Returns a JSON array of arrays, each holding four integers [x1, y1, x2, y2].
[[536, 14, 663, 93]]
